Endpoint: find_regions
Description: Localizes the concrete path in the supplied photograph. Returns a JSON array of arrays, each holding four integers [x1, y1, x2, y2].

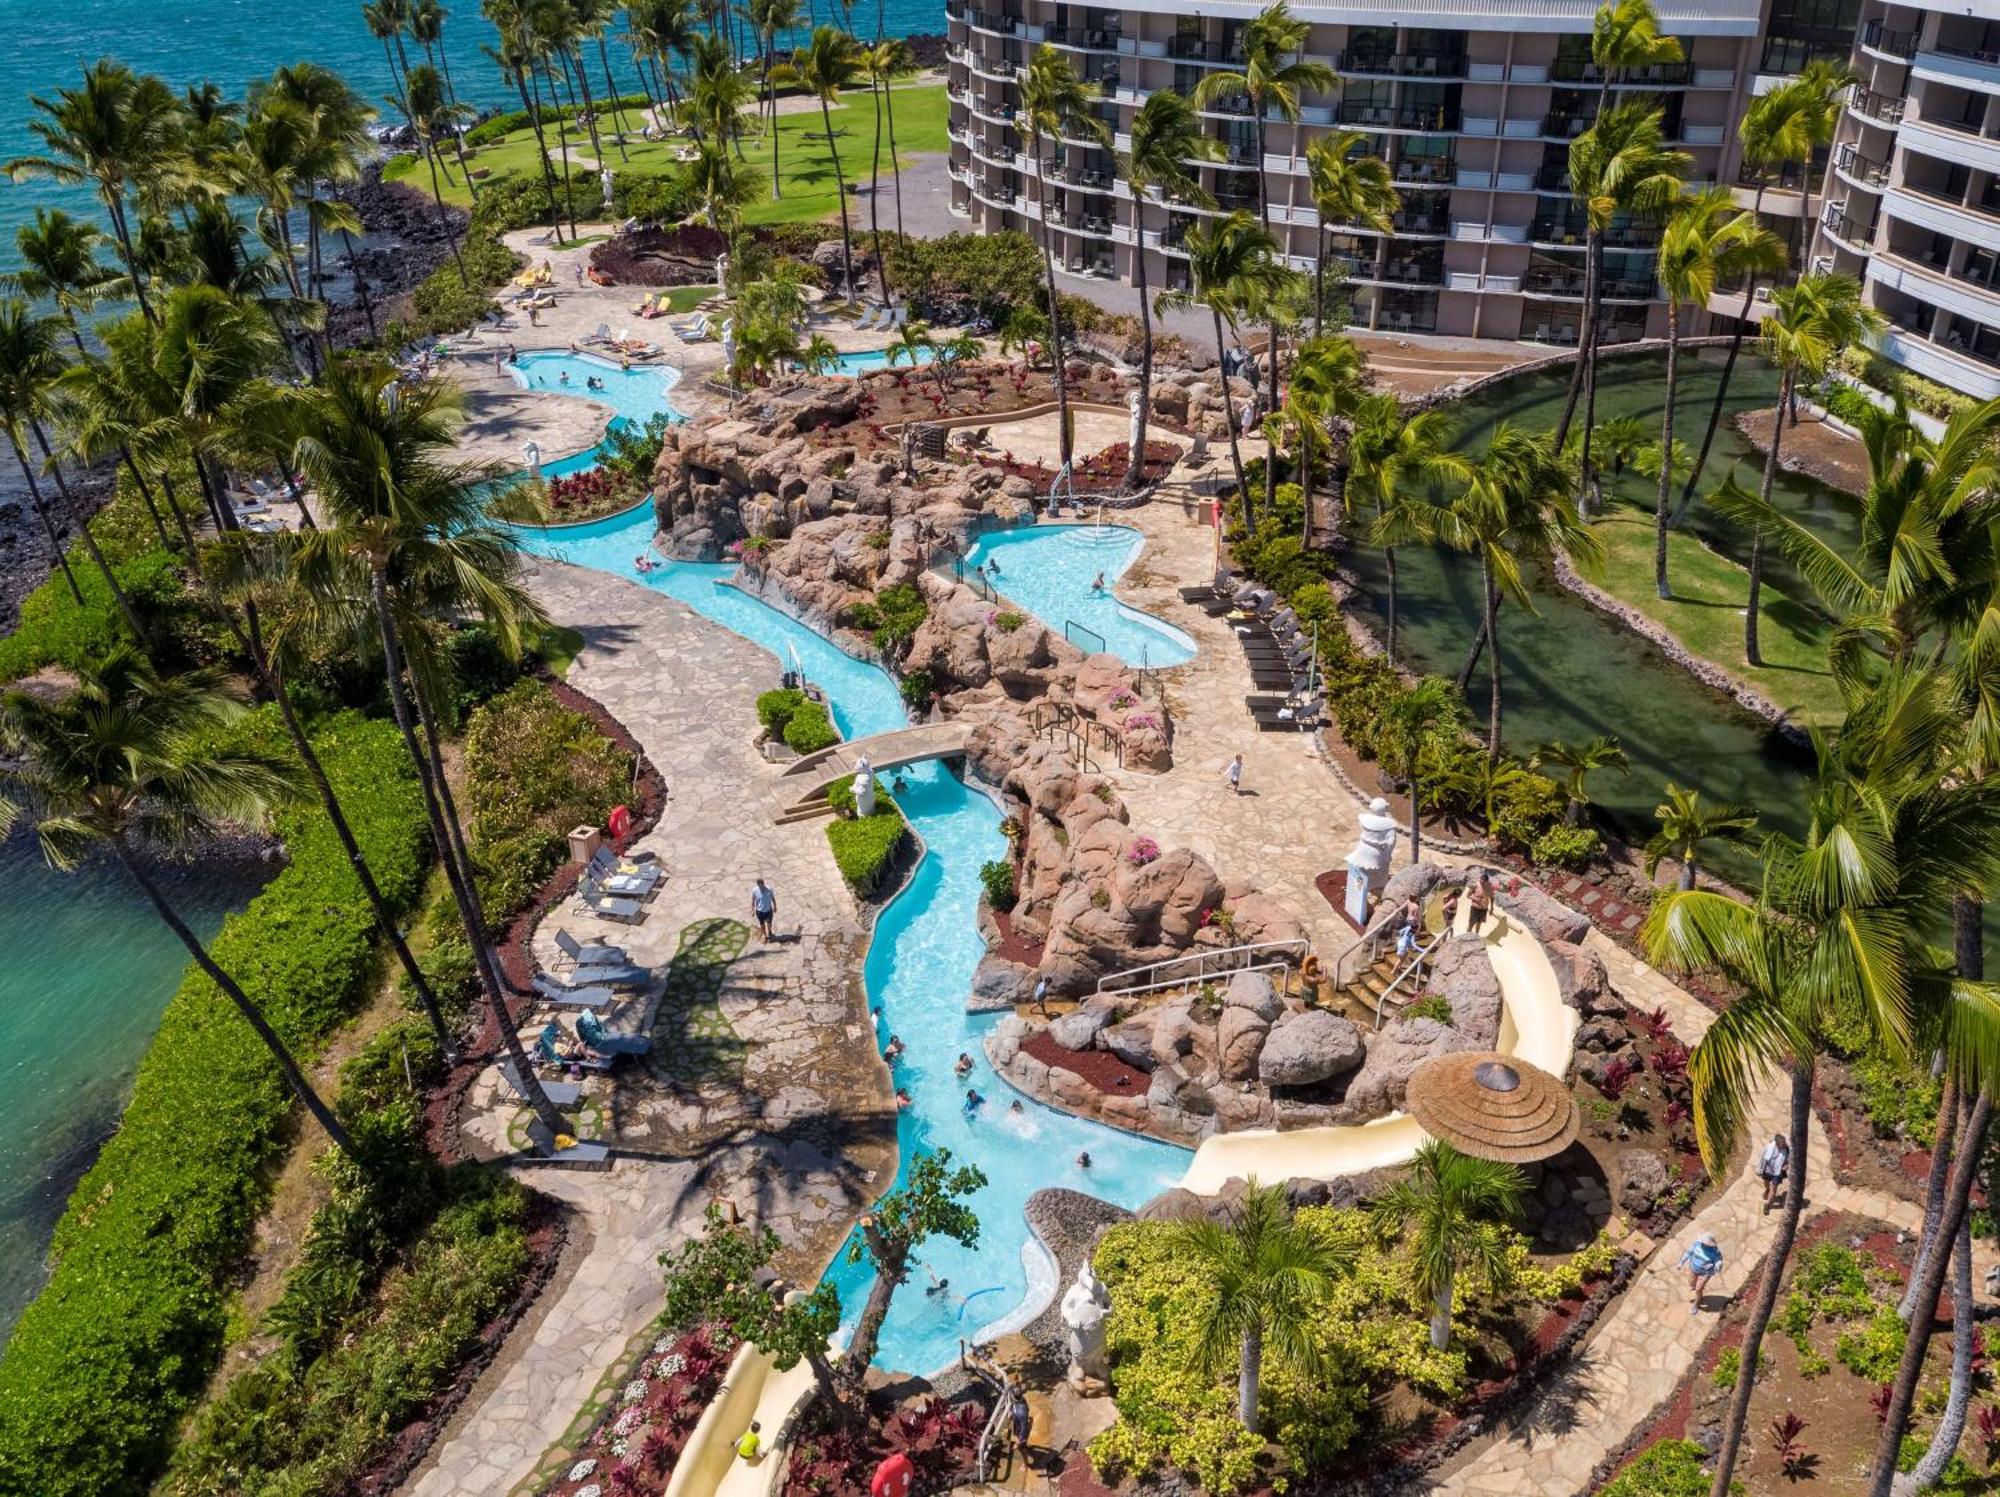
[[400, 562, 896, 1497]]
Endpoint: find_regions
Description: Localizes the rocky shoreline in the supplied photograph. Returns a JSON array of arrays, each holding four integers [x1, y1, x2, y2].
[[326, 165, 475, 348]]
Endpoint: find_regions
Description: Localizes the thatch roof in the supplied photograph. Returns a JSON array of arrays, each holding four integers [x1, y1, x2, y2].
[[1406, 1051, 1579, 1163]]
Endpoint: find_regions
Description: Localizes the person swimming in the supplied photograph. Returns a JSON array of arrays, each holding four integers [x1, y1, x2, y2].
[[1076, 1151, 1091, 1169], [634, 554, 657, 573], [1008, 1100, 1024, 1115], [1091, 572, 1105, 591], [558, 369, 570, 385], [954, 1053, 975, 1078], [963, 1088, 985, 1115], [884, 1035, 905, 1061]]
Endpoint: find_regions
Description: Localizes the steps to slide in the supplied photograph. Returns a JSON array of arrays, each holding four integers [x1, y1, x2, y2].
[[1180, 895, 1581, 1195], [662, 1344, 820, 1497]]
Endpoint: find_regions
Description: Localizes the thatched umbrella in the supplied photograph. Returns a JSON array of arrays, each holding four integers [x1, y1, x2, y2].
[[1405, 1051, 1579, 1163]]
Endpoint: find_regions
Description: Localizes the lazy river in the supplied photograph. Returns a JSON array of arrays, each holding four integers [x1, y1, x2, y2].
[[518, 506, 1189, 1375], [508, 351, 690, 478]]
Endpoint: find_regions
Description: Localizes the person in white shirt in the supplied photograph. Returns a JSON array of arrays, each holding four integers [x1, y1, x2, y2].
[[1757, 1132, 1790, 1209]]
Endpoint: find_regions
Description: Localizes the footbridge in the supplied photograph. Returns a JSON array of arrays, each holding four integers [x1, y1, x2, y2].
[[773, 720, 973, 822]]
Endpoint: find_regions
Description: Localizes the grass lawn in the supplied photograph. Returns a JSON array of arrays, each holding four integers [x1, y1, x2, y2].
[[389, 84, 947, 228], [1590, 497, 1846, 728]]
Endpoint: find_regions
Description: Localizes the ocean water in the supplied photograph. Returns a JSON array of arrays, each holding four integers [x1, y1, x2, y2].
[[0, 0, 947, 265]]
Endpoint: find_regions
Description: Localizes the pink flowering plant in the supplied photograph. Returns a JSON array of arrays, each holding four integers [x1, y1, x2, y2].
[[1127, 837, 1160, 866]]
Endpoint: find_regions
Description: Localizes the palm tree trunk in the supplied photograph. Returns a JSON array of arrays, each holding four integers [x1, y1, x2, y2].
[[1576, 231, 1604, 512], [1213, 308, 1248, 501], [1745, 371, 1787, 667], [156, 470, 200, 553], [515, 71, 567, 242], [567, 46, 612, 185], [867, 76, 889, 308], [884, 74, 905, 244], [381, 36, 415, 127], [26, 422, 143, 637], [1656, 299, 1679, 597], [1126, 213, 1154, 493], [1675, 184, 1769, 522], [422, 147, 470, 287], [821, 93, 856, 303], [8, 428, 83, 604], [843, 1223, 906, 1386], [119, 451, 175, 553], [368, 571, 566, 1140], [1867, 1090, 1994, 1497], [336, 224, 379, 341], [1483, 557, 1502, 758], [1708, 1058, 1814, 1497], [544, 58, 582, 236], [1384, 544, 1399, 665], [1902, 1070, 1959, 1321], [1034, 167, 1072, 473], [596, 35, 634, 162], [1313, 225, 1326, 340], [1908, 1206, 1976, 1490], [1408, 771, 1423, 866], [1678, 857, 1697, 892], [1238, 1317, 1264, 1431], [409, 670, 482, 931], [114, 837, 362, 1162], [1429, 1266, 1454, 1351]]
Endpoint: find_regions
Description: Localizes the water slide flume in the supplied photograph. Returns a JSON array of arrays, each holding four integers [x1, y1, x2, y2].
[[662, 1343, 821, 1497], [1180, 897, 1580, 1194]]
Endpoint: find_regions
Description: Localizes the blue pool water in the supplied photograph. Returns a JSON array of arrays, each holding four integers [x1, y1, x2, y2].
[[517, 505, 1189, 1374], [509, 352, 689, 476], [835, 346, 934, 374], [965, 524, 1199, 670]]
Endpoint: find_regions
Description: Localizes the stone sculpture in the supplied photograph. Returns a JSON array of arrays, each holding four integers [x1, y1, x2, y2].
[[1344, 796, 1400, 925], [523, 439, 543, 479], [852, 753, 874, 817], [1059, 1260, 1112, 1391]]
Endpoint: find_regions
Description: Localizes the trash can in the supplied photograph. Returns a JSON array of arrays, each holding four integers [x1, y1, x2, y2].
[[567, 825, 603, 865]]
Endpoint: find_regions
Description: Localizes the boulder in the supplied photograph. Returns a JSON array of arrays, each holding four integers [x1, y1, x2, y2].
[[1006, 1047, 1050, 1096], [1100, 1014, 1158, 1071], [1223, 970, 1283, 1022], [1577, 1016, 1626, 1054], [1427, 937, 1504, 1046], [1341, 1015, 1479, 1120], [1217, 1006, 1271, 1082], [969, 953, 1036, 1014], [1258, 1011, 1366, 1087], [1547, 938, 1611, 1012], [1051, 1005, 1114, 1052], [1049, 1067, 1095, 1109], [1618, 1149, 1672, 1216], [987, 1014, 1029, 1069], [1137, 1188, 1208, 1222], [1496, 882, 1591, 947]]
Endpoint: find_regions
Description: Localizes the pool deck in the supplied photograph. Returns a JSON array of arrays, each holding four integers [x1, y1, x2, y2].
[[403, 559, 895, 1497]]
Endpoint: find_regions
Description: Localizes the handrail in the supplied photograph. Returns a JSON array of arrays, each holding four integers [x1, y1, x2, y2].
[[1374, 931, 1445, 1030], [1096, 937, 1309, 995], [960, 1341, 1012, 1481], [1064, 618, 1108, 654]]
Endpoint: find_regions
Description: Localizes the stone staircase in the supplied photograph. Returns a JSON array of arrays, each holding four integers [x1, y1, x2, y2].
[[1330, 948, 1420, 1027]]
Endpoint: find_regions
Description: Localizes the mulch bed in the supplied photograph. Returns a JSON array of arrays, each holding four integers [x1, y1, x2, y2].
[[1313, 867, 1368, 935], [1021, 1029, 1148, 1096], [991, 908, 1045, 967], [973, 439, 1183, 495]]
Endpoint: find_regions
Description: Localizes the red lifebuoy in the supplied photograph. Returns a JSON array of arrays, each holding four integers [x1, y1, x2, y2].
[[870, 1452, 913, 1497], [607, 804, 631, 849]]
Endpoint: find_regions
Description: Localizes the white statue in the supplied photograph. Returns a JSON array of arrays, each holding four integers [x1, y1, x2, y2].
[[523, 439, 543, 479], [1060, 1261, 1112, 1389], [852, 754, 875, 818], [600, 167, 614, 204], [716, 251, 731, 291], [721, 316, 736, 371], [1344, 796, 1401, 925], [1127, 387, 1144, 456]]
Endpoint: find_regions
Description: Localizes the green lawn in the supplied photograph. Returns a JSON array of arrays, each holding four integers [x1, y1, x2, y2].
[[1589, 496, 1846, 728], [389, 84, 947, 228]]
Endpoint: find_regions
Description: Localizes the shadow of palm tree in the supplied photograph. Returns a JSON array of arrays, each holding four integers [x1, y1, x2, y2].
[[649, 916, 754, 1086]]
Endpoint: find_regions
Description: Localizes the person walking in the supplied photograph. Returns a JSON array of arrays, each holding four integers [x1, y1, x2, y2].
[[1032, 975, 1051, 1016], [1467, 870, 1494, 932], [1757, 1132, 1790, 1209], [1678, 1232, 1723, 1308], [1223, 753, 1244, 796], [751, 878, 777, 941], [1009, 1382, 1032, 1462]]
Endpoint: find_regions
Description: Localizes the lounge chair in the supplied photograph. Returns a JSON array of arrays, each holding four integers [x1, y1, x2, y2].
[[674, 314, 710, 342], [1252, 695, 1323, 731], [525, 1119, 611, 1164], [575, 878, 645, 923], [531, 973, 618, 1009], [537, 1021, 616, 1073], [888, 305, 909, 329], [502, 1057, 581, 1107], [853, 306, 883, 332], [587, 322, 614, 343], [578, 1009, 652, 1056], [554, 928, 628, 968], [587, 848, 663, 894]]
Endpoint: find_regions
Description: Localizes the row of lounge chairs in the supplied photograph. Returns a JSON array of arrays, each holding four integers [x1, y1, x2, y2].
[[1183, 575, 1324, 731], [853, 304, 909, 333]]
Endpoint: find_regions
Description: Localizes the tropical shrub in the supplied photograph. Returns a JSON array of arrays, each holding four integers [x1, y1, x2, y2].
[[1600, 1441, 1738, 1497], [1403, 993, 1454, 1025], [0, 711, 430, 1497], [824, 780, 907, 892], [783, 700, 839, 755], [407, 233, 522, 336], [980, 858, 1017, 911], [757, 687, 807, 737], [879, 230, 1046, 325]]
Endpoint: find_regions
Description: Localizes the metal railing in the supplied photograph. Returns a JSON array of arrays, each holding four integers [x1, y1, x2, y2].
[[1848, 85, 1907, 125], [1336, 50, 1468, 78], [1862, 19, 1919, 58], [1095, 938, 1310, 997], [1064, 618, 1108, 654], [1373, 931, 1445, 1029], [1028, 699, 1124, 772]]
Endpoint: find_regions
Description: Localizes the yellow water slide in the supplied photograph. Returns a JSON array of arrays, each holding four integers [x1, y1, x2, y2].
[[662, 1343, 821, 1497], [1180, 894, 1579, 1194]]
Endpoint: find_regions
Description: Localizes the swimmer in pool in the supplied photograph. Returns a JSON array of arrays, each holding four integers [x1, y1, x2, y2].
[[954, 1053, 974, 1078], [1008, 1100, 1024, 1115], [884, 1035, 905, 1061], [1091, 572, 1105, 591], [963, 1088, 985, 1115], [558, 369, 570, 385], [1076, 1151, 1091, 1169], [895, 1088, 912, 1109]]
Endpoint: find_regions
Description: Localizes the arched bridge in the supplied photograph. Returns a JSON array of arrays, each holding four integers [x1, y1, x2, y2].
[[774, 720, 973, 822]]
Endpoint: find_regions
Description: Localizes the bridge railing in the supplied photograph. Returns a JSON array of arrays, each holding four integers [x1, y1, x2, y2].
[[1095, 938, 1311, 998]]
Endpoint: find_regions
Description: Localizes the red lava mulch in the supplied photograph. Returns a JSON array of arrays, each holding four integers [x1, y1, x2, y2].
[[1313, 867, 1368, 934], [992, 908, 1045, 967], [1021, 1029, 1148, 1097], [974, 439, 1183, 495]]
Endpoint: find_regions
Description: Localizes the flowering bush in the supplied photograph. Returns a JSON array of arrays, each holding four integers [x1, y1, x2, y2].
[[1128, 837, 1161, 866], [547, 465, 642, 518], [1108, 689, 1138, 710], [1124, 711, 1162, 732], [543, 1324, 736, 1497]]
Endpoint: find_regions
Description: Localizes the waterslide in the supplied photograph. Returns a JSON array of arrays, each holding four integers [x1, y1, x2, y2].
[[1180, 897, 1580, 1194], [662, 1343, 820, 1497]]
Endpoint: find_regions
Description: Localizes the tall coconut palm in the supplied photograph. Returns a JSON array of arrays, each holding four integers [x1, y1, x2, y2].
[[145, 283, 286, 532], [1587, 0, 1683, 112], [1376, 675, 1459, 863], [405, 65, 474, 285], [284, 360, 569, 1139], [1303, 130, 1397, 339], [0, 650, 362, 1162], [1720, 271, 1882, 666], [1370, 1139, 1527, 1350], [1286, 332, 1366, 544], [262, 64, 376, 311], [1430, 425, 1603, 756], [483, 0, 569, 240], [7, 209, 116, 352], [1532, 735, 1629, 826], [1642, 783, 1755, 890], [681, 136, 754, 230], [1169, 1181, 1353, 1431], [1550, 100, 1688, 481], [1671, 80, 1814, 519], [6, 61, 183, 322], [364, 0, 418, 128], [873, 37, 914, 245], [1790, 59, 1853, 258], [1193, 1, 1334, 515], [1121, 89, 1220, 492], [862, 38, 912, 304], [1017, 43, 1109, 476], [1652, 187, 1784, 597], [746, 0, 804, 196], [1351, 394, 1467, 667], [1649, 667, 2000, 1497]]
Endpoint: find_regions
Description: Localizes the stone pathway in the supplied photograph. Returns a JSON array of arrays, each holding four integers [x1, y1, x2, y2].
[[401, 562, 895, 1497]]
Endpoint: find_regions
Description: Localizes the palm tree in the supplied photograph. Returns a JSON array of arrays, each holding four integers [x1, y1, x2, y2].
[[1643, 783, 1754, 890], [1649, 668, 2000, 1497], [1370, 1140, 1527, 1350], [794, 28, 864, 299], [6, 61, 184, 322], [1351, 394, 1466, 666], [1168, 1181, 1352, 1431], [284, 360, 570, 1141], [1652, 187, 1784, 597], [1549, 100, 1688, 483], [262, 64, 376, 312], [405, 64, 473, 285], [1430, 425, 1603, 756], [746, 0, 804, 197], [0, 650, 362, 1162], [7, 209, 116, 352], [1671, 80, 1813, 519], [681, 136, 754, 230], [1789, 59, 1853, 264], [1164, 212, 1289, 512], [483, 0, 569, 240], [1376, 675, 1458, 863], [873, 38, 914, 246], [1121, 89, 1219, 492], [1017, 44, 1108, 477], [364, 0, 417, 128], [1724, 271, 1883, 666], [1532, 735, 1629, 826], [1587, 0, 1684, 110], [1193, 2, 1333, 514], [1304, 130, 1397, 339], [862, 39, 909, 306], [1285, 332, 1366, 544]]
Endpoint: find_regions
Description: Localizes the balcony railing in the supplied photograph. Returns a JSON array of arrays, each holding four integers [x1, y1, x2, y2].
[[1168, 35, 1240, 62], [1542, 112, 1596, 138], [1834, 142, 1890, 187], [1535, 162, 1573, 193], [1524, 267, 1655, 298], [1899, 180, 2000, 223], [1042, 24, 1120, 48], [1530, 217, 1658, 247], [1549, 58, 1691, 85], [1862, 19, 1919, 58], [1068, 166, 1115, 190], [1848, 86, 1907, 125], [1822, 207, 1874, 247], [1395, 158, 1457, 186], [1338, 102, 1462, 131], [1370, 258, 1445, 285], [1335, 49, 1468, 78], [1392, 206, 1450, 234], [1934, 39, 2000, 67]]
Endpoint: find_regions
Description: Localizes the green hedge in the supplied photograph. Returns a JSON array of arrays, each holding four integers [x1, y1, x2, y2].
[[404, 232, 522, 339], [0, 710, 431, 1497], [783, 699, 838, 755], [463, 94, 652, 147], [1599, 1441, 1737, 1497], [825, 778, 908, 893], [757, 686, 807, 737]]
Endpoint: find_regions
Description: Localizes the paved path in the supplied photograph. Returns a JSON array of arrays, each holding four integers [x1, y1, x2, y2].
[[401, 563, 895, 1497]]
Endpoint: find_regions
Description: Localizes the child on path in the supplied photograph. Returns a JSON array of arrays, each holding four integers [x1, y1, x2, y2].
[[1223, 754, 1244, 795]]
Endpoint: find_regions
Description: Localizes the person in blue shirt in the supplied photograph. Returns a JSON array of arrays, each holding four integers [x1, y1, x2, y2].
[[1678, 1232, 1723, 1308]]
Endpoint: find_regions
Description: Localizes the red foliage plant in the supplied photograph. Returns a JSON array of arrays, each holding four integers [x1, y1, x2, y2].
[[1650, 1041, 1691, 1086], [1636, 1006, 1674, 1041], [1596, 1056, 1641, 1101]]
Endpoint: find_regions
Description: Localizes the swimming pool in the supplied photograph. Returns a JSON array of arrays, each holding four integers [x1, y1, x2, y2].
[[964, 523, 1199, 670], [517, 506, 1189, 1374], [508, 350, 688, 475], [834, 345, 933, 374]]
